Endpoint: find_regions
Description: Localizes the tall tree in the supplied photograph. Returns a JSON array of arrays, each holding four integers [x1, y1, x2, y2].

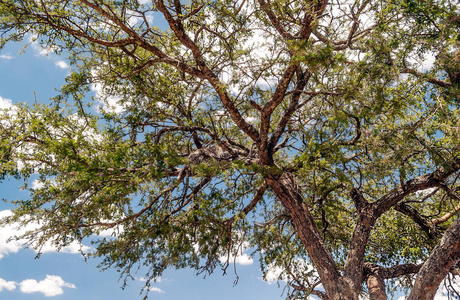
[[1, 0, 460, 299]]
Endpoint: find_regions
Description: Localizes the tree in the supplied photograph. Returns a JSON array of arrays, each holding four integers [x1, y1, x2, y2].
[[0, 0, 460, 299]]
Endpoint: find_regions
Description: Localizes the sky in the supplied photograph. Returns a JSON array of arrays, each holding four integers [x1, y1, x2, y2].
[[0, 38, 296, 300]]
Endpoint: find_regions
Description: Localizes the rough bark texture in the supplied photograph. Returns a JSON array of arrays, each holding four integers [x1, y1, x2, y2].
[[408, 217, 460, 300], [367, 274, 387, 300], [266, 162, 460, 299], [343, 188, 375, 291], [267, 172, 357, 300]]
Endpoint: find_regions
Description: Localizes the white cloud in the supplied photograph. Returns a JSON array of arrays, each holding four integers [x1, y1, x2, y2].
[[244, 116, 257, 124], [0, 54, 14, 60], [94, 225, 124, 237], [31, 179, 45, 190], [0, 210, 24, 259], [91, 68, 127, 114], [19, 275, 75, 297], [0, 275, 76, 297], [55, 60, 69, 69], [34, 44, 58, 57], [4, 111, 102, 172], [415, 187, 437, 198], [261, 259, 317, 285], [219, 252, 253, 265], [134, 277, 165, 293], [135, 277, 148, 282], [433, 275, 460, 300], [218, 241, 254, 266], [396, 274, 460, 300], [415, 52, 437, 73], [0, 96, 13, 110], [38, 241, 91, 255], [27, 34, 69, 69], [29, 34, 59, 57], [263, 264, 285, 284], [149, 287, 165, 293], [0, 278, 17, 291], [0, 210, 91, 259], [421, 53, 436, 72]]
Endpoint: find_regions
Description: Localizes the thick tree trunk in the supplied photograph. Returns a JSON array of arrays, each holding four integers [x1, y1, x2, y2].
[[266, 172, 358, 300], [366, 274, 387, 300]]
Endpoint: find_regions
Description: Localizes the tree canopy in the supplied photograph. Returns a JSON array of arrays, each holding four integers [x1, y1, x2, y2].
[[1, 0, 460, 299]]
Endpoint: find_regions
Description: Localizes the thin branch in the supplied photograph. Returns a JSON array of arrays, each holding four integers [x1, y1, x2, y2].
[[401, 68, 452, 88], [223, 183, 268, 241], [73, 184, 178, 229], [433, 184, 460, 225], [395, 202, 440, 238], [268, 69, 311, 153], [339, 116, 361, 146], [154, 0, 259, 141]]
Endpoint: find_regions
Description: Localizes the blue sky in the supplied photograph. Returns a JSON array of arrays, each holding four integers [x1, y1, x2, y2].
[[0, 40, 292, 300]]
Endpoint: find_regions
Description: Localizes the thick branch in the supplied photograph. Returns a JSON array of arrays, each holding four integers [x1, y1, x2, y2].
[[363, 262, 422, 279], [433, 184, 460, 225], [344, 159, 460, 292], [374, 159, 460, 217], [363, 263, 423, 300], [258, 65, 298, 164], [343, 187, 373, 291], [364, 262, 423, 300], [395, 202, 439, 239], [267, 172, 355, 299], [268, 69, 311, 153], [258, 1, 327, 163], [256, 0, 296, 40], [366, 274, 387, 300], [408, 217, 460, 300], [339, 116, 361, 146], [30, 1, 205, 78], [154, 0, 259, 142]]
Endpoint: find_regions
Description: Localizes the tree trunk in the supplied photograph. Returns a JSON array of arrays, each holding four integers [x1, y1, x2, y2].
[[266, 172, 358, 300], [367, 274, 387, 300]]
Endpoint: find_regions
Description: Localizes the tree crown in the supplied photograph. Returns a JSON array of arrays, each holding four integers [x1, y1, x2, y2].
[[1, 0, 460, 299]]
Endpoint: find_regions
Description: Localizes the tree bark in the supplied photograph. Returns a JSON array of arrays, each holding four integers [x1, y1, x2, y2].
[[341, 160, 460, 295], [407, 216, 460, 300], [343, 188, 375, 291], [367, 274, 387, 300], [267, 172, 357, 300], [364, 262, 425, 299]]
